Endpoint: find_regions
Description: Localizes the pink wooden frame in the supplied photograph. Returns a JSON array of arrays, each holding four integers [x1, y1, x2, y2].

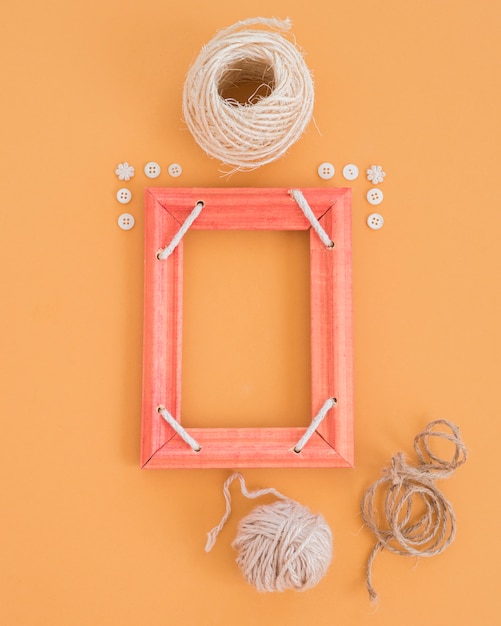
[[141, 188, 353, 468]]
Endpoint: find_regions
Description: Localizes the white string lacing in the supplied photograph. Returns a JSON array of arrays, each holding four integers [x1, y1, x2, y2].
[[288, 189, 334, 248], [157, 201, 205, 260]]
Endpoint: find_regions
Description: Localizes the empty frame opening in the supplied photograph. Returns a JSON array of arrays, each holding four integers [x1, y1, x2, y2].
[[181, 230, 311, 428]]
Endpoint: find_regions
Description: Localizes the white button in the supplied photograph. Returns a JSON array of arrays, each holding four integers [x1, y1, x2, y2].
[[144, 161, 161, 178], [116, 188, 132, 204], [115, 162, 135, 181], [168, 163, 183, 178], [367, 165, 386, 185], [317, 162, 335, 180], [367, 213, 384, 230], [342, 164, 359, 180], [367, 188, 384, 205], [118, 213, 135, 230]]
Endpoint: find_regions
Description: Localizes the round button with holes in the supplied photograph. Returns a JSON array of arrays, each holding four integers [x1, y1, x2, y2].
[[317, 162, 335, 180], [168, 163, 183, 178], [118, 213, 135, 230], [144, 161, 161, 178], [342, 164, 359, 180], [367, 188, 384, 205], [116, 188, 132, 204], [367, 213, 384, 230]]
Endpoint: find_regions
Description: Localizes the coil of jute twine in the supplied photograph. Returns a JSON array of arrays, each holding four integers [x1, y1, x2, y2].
[[206, 473, 332, 592], [361, 420, 468, 602], [182, 17, 315, 172]]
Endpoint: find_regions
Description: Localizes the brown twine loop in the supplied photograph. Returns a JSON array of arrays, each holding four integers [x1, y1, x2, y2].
[[361, 420, 467, 602]]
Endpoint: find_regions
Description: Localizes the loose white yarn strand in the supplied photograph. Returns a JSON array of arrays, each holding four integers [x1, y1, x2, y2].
[[205, 473, 288, 552], [182, 17, 314, 172]]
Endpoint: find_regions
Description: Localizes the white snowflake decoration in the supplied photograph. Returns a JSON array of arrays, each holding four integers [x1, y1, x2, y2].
[[366, 165, 386, 185], [115, 162, 135, 181]]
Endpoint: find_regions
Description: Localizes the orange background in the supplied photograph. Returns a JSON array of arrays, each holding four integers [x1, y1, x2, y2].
[[1, 0, 500, 624]]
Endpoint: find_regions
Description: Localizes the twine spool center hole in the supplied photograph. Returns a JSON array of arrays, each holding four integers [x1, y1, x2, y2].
[[218, 59, 275, 106]]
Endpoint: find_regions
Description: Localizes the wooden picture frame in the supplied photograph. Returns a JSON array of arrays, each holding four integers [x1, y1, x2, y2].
[[141, 187, 353, 468]]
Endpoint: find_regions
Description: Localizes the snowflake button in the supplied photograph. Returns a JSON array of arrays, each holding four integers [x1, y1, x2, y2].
[[366, 165, 386, 185], [115, 162, 135, 181]]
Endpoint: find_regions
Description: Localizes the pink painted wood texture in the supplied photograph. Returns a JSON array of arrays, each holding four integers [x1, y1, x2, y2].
[[141, 187, 353, 468]]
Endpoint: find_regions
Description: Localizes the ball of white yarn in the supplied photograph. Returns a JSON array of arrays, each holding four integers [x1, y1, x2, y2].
[[232, 499, 333, 592], [182, 17, 315, 172]]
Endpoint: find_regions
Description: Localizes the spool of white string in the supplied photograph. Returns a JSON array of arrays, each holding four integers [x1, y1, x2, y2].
[[182, 17, 315, 172]]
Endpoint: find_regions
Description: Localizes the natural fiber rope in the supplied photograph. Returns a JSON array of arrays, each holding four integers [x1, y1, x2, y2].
[[361, 420, 467, 602], [182, 17, 314, 172]]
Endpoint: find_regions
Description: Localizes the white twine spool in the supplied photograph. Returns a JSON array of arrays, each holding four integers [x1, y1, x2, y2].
[[182, 17, 315, 172]]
